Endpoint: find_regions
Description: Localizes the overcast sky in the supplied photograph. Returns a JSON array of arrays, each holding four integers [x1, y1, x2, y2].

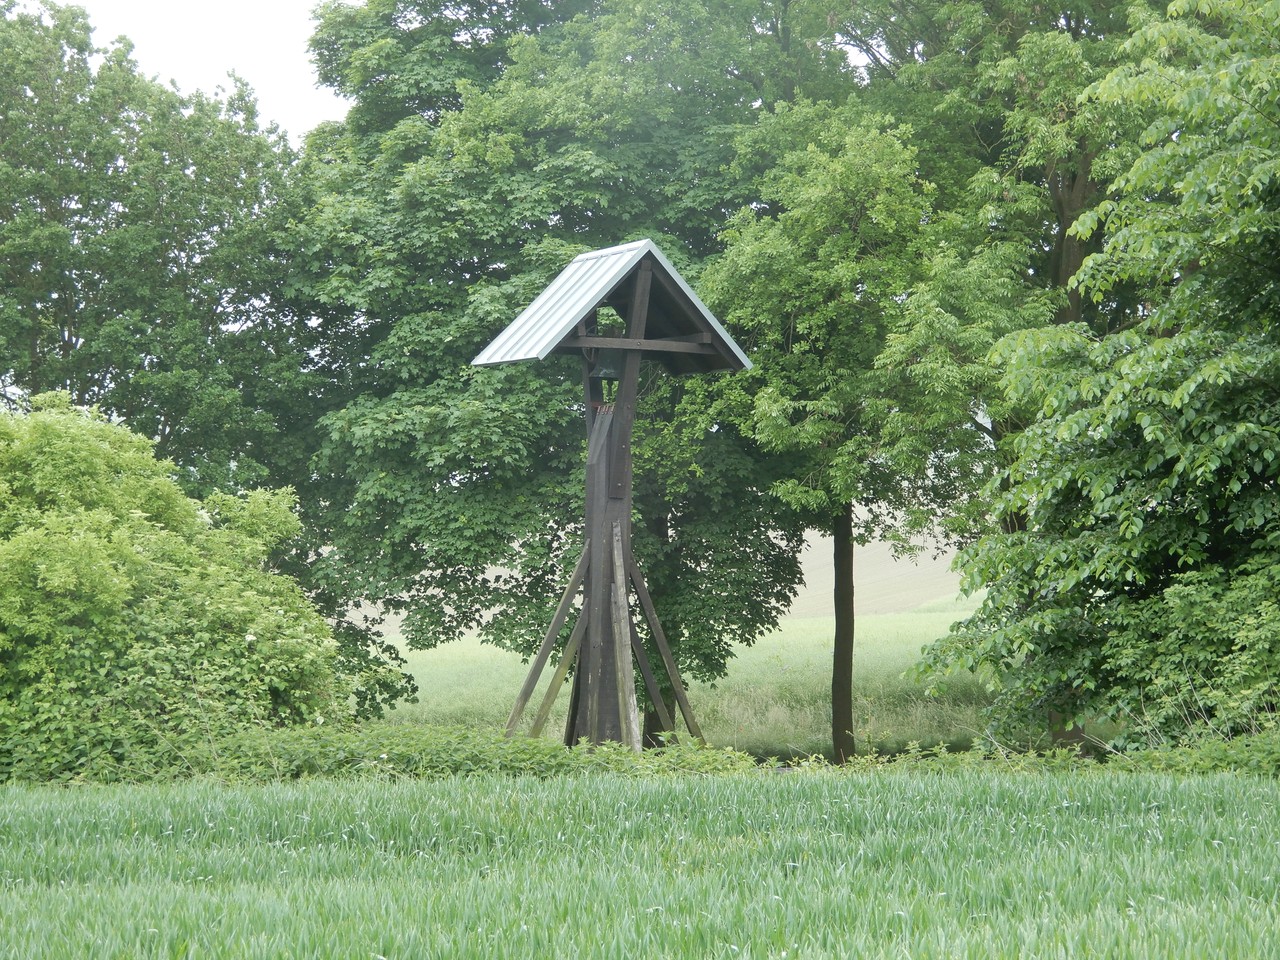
[[70, 0, 352, 143]]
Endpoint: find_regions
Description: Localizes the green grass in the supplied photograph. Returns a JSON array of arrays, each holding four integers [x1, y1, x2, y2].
[[3, 769, 1279, 958], [385, 591, 996, 759]]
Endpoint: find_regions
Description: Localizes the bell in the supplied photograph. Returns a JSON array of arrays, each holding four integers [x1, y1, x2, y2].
[[589, 348, 624, 382]]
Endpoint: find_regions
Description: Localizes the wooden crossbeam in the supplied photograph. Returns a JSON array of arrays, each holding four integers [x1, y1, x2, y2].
[[626, 555, 703, 740], [557, 335, 718, 356], [628, 619, 674, 734], [529, 614, 587, 738]]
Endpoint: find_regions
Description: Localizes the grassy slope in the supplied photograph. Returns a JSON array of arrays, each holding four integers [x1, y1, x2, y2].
[[3, 771, 1279, 959]]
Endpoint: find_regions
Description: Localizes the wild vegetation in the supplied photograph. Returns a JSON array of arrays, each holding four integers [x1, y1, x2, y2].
[[924, 0, 1280, 744], [0, 397, 348, 781]]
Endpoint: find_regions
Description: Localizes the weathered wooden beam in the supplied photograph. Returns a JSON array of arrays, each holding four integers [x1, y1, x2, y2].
[[504, 543, 590, 736], [530, 612, 587, 738], [580, 409, 615, 744], [625, 602, 674, 733], [580, 326, 602, 437], [609, 263, 650, 502], [557, 336, 718, 356], [611, 521, 642, 751], [626, 555, 703, 740]]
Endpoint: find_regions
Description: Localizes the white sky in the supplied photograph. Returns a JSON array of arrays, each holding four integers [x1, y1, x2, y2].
[[69, 0, 352, 144]]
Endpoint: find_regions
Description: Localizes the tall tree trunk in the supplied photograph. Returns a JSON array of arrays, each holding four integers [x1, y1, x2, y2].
[[832, 503, 856, 764]]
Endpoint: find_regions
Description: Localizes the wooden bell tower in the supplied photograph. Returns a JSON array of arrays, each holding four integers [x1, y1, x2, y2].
[[472, 240, 751, 749]]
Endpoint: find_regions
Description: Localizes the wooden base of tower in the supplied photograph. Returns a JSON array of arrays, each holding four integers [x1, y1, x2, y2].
[[503, 409, 702, 748]]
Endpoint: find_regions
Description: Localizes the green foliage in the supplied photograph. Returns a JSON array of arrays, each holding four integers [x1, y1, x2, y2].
[[924, 0, 1280, 744], [0, 1, 409, 720], [860, 0, 1158, 546], [1074, 0, 1280, 306], [0, 397, 350, 782], [925, 322, 1280, 739], [707, 101, 936, 522], [704, 98, 942, 760], [1125, 730, 1280, 778], [294, 0, 847, 693], [0, 1, 319, 497]]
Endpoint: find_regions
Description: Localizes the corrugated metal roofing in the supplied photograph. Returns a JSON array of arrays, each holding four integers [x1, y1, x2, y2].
[[472, 238, 751, 373]]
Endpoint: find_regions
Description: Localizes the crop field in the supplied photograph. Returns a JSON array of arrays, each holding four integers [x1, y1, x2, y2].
[[4, 769, 1280, 959]]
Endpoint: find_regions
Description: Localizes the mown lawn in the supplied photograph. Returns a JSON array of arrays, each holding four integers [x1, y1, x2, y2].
[[3, 769, 1278, 958]]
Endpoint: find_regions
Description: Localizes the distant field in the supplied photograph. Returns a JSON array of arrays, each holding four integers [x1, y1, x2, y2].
[[787, 533, 960, 618], [4, 770, 1279, 958], [386, 538, 994, 758]]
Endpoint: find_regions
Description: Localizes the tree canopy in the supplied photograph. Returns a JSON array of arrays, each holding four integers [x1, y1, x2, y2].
[[703, 100, 939, 759], [5, 0, 1280, 758], [921, 0, 1280, 742], [0, 0, 322, 496], [293, 0, 851, 720]]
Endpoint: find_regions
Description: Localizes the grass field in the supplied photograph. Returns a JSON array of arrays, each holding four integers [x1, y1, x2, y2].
[[385, 539, 999, 758], [4, 769, 1279, 958], [386, 610, 994, 757]]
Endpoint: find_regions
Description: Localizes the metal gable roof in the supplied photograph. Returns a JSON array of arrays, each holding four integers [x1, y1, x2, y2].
[[471, 239, 751, 373]]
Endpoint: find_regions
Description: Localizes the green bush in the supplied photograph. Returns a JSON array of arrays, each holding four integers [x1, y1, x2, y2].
[[0, 395, 350, 782], [204, 723, 761, 781], [1123, 731, 1280, 778]]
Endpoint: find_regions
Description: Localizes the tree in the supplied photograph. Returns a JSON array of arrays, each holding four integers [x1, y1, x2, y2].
[[920, 0, 1280, 743], [702, 101, 937, 761], [846, 0, 1158, 537], [806, 0, 1162, 740], [0, 1, 320, 497], [0, 395, 349, 782], [0, 2, 412, 714], [294, 0, 848, 730]]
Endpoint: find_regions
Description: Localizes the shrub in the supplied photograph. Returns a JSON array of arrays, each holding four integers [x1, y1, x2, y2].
[[0, 395, 349, 782], [1123, 731, 1280, 778], [202, 723, 761, 782]]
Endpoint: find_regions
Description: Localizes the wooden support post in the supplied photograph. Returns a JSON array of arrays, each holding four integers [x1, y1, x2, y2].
[[505, 543, 590, 735], [512, 257, 704, 750], [609, 262, 650, 500], [627, 556, 703, 740], [581, 308, 601, 436], [478, 244, 752, 753], [529, 613, 587, 738], [611, 521, 642, 751], [626, 599, 674, 733], [572, 407, 619, 745]]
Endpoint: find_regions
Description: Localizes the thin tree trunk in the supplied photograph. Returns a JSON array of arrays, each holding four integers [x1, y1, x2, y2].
[[832, 503, 856, 764]]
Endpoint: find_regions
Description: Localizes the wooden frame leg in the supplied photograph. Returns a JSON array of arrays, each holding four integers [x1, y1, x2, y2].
[[627, 556, 703, 740], [505, 544, 590, 735]]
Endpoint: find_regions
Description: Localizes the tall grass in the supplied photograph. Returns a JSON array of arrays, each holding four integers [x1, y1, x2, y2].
[[3, 769, 1279, 958], [387, 592, 995, 758]]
